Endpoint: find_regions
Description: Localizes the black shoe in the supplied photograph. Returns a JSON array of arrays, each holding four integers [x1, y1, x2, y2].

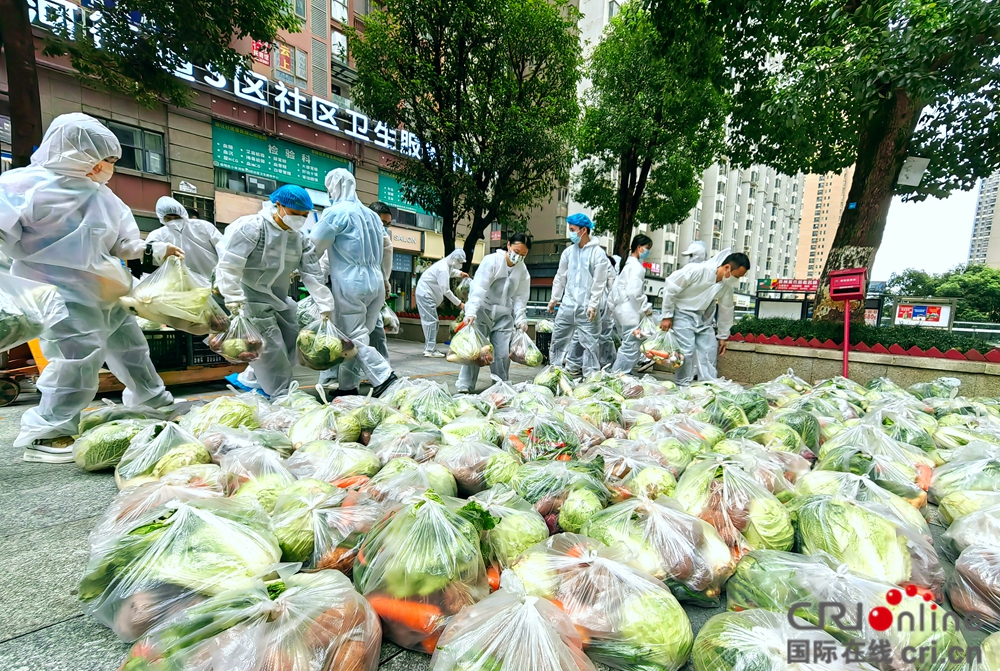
[[329, 387, 358, 398], [371, 372, 398, 399]]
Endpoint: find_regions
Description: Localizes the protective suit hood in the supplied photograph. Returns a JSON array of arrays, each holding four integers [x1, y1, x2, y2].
[[325, 168, 358, 203], [155, 196, 189, 231], [681, 241, 708, 264], [448, 249, 467, 268], [31, 113, 121, 179]]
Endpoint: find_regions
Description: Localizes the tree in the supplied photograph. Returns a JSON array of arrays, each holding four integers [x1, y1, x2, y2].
[[348, 0, 581, 264], [574, 3, 725, 261], [645, 0, 1000, 320], [886, 268, 943, 299], [888, 265, 1000, 322], [1, 0, 298, 167]]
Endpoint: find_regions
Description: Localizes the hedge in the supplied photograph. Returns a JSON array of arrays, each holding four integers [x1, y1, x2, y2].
[[733, 317, 994, 354]]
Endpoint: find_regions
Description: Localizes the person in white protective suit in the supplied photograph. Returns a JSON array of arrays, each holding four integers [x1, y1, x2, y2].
[[309, 169, 397, 397], [415, 249, 468, 357], [456, 233, 531, 393], [598, 254, 619, 368], [0, 113, 183, 462], [546, 213, 609, 378], [659, 250, 749, 385], [681, 240, 708, 265], [611, 234, 655, 374], [216, 185, 334, 397], [146, 196, 221, 280]]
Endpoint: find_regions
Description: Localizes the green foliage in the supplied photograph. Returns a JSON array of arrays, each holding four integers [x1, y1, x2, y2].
[[574, 3, 725, 251], [348, 0, 581, 255], [887, 264, 1000, 322], [733, 316, 991, 353], [41, 0, 299, 107]]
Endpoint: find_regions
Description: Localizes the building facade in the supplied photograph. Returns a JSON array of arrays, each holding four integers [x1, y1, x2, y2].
[[794, 167, 855, 279], [969, 172, 1000, 267], [1, 0, 486, 313]]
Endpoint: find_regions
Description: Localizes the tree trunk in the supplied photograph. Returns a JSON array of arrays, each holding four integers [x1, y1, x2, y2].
[[812, 88, 921, 322], [0, 0, 43, 168], [614, 152, 639, 262]]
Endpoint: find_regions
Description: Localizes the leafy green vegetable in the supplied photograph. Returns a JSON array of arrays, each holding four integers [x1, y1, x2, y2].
[[73, 419, 156, 472], [79, 403, 169, 436], [178, 397, 259, 437], [557, 488, 603, 533], [472, 486, 549, 569]]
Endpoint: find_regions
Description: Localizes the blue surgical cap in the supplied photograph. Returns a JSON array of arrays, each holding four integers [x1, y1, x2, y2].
[[270, 185, 313, 211], [566, 213, 593, 229]]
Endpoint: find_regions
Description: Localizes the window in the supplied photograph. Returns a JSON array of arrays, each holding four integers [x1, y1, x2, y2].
[[608, 0, 621, 19], [714, 200, 724, 213], [276, 42, 308, 88], [555, 216, 566, 237], [290, 0, 306, 19], [664, 240, 675, 255], [332, 30, 348, 63], [331, 0, 348, 23], [104, 120, 166, 175], [716, 181, 726, 194], [711, 238, 720, 251], [775, 178, 781, 189], [173, 193, 216, 225], [748, 187, 756, 199]]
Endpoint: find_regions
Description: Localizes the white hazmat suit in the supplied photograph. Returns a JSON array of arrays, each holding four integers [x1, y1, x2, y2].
[[415, 249, 465, 353], [548, 238, 609, 377], [147, 196, 221, 280], [457, 249, 530, 393], [216, 201, 334, 397], [0, 113, 174, 448], [309, 169, 392, 391], [611, 256, 653, 374], [659, 250, 738, 385]]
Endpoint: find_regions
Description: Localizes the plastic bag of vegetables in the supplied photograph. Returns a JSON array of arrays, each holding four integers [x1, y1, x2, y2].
[[737, 421, 808, 456], [674, 455, 794, 556], [949, 546, 1000, 632], [566, 400, 627, 439], [220, 444, 296, 511], [510, 533, 693, 671], [205, 307, 264, 363], [288, 404, 362, 448], [297, 316, 357, 370], [930, 442, 1000, 503], [750, 380, 803, 407], [89, 465, 223, 558], [508, 330, 544, 367], [368, 421, 441, 465], [382, 303, 401, 335], [115, 422, 211, 489], [361, 456, 458, 503], [909, 376, 961, 400], [631, 316, 659, 341], [433, 439, 509, 496], [271, 481, 385, 571], [353, 491, 491, 653], [120, 257, 229, 335], [395, 381, 462, 426], [621, 395, 690, 422], [429, 570, 596, 671], [119, 569, 381, 671], [628, 415, 719, 473], [79, 399, 171, 435], [943, 505, 1000, 561], [581, 496, 735, 606], [510, 459, 609, 534], [296, 294, 320, 327], [535, 319, 554, 334], [73, 418, 157, 472], [583, 441, 678, 502], [694, 396, 750, 432], [454, 275, 473, 302], [772, 409, 822, 454], [447, 323, 495, 366], [692, 609, 878, 671], [440, 414, 504, 446], [271, 380, 322, 411], [178, 395, 261, 437], [792, 495, 945, 599], [774, 367, 811, 393], [471, 485, 549, 578], [199, 424, 293, 459], [640, 328, 684, 369], [533, 365, 575, 396], [505, 411, 582, 461], [79, 497, 282, 641], [940, 490, 1000, 526], [285, 440, 381, 488], [0, 272, 67, 351], [725, 550, 967, 663], [476, 376, 517, 409], [449, 310, 465, 337]]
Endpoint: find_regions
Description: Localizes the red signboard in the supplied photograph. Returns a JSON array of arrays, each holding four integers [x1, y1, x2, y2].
[[277, 43, 293, 72], [251, 41, 271, 66], [490, 230, 502, 241], [757, 278, 819, 292]]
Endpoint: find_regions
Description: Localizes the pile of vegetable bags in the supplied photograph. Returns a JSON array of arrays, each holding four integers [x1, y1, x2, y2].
[[69, 366, 1000, 670]]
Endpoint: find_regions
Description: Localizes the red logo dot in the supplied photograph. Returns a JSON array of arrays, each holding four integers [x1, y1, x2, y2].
[[886, 589, 902, 605], [931, 604, 938, 610], [905, 585, 918, 597], [923, 592, 933, 601], [869, 607, 893, 631]]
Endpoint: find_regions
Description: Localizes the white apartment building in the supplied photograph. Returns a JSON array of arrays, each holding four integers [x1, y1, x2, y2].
[[969, 172, 1000, 266]]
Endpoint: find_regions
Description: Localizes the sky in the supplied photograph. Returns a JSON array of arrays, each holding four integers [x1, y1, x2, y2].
[[869, 188, 979, 281]]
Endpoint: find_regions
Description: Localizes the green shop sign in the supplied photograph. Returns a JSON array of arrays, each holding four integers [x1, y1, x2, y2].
[[212, 121, 351, 191]]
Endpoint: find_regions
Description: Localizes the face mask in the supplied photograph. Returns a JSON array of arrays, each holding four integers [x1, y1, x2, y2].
[[568, 231, 581, 245], [88, 162, 113, 184], [507, 250, 523, 265], [639, 248, 651, 260], [281, 214, 308, 232], [164, 218, 184, 232]]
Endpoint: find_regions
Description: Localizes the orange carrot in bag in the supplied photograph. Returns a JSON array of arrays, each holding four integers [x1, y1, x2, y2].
[[367, 595, 442, 635]]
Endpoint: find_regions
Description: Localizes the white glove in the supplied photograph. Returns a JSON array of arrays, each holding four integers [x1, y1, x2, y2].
[[517, 321, 528, 332], [586, 307, 597, 322], [321, 310, 334, 321], [645, 307, 654, 316]]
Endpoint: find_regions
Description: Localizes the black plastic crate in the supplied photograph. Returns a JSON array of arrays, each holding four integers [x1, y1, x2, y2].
[[144, 331, 188, 371], [188, 334, 229, 367], [535, 331, 552, 365]]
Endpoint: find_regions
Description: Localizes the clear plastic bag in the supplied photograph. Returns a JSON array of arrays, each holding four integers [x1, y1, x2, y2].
[[381, 303, 401, 335], [533, 365, 576, 396], [447, 323, 494, 366], [791, 494, 945, 600], [78, 398, 170, 435], [178, 394, 261, 437], [566, 400, 627, 441], [392, 380, 462, 425], [119, 569, 381, 671], [297, 316, 357, 370], [296, 294, 321, 328], [199, 424, 293, 459], [206, 307, 264, 364], [257, 404, 303, 433], [930, 441, 1000, 503], [270, 380, 323, 412], [88, 465, 223, 558], [949, 546, 1000, 632], [480, 375, 519, 408], [120, 256, 230, 335], [632, 316, 660, 341], [288, 404, 363, 448], [622, 395, 690, 422], [581, 496, 735, 606], [361, 456, 458, 503], [582, 441, 678, 502], [441, 414, 504, 446], [673, 455, 794, 557], [330, 393, 401, 445], [509, 533, 693, 671], [943, 504, 1000, 560], [940, 490, 1000, 526], [504, 411, 582, 461], [509, 330, 544, 367], [430, 570, 596, 671], [353, 492, 491, 653], [114, 422, 211, 489], [692, 609, 878, 671], [79, 497, 282, 641], [367, 421, 441, 465], [0, 272, 67, 352], [535, 319, 554, 334], [433, 439, 507, 496], [271, 482, 385, 571], [222, 444, 296, 513], [72, 418, 157, 472], [509, 459, 609, 534], [454, 275, 473, 302], [470, 485, 549, 577], [909, 376, 962, 400], [640, 329, 684, 369], [285, 440, 382, 489]]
